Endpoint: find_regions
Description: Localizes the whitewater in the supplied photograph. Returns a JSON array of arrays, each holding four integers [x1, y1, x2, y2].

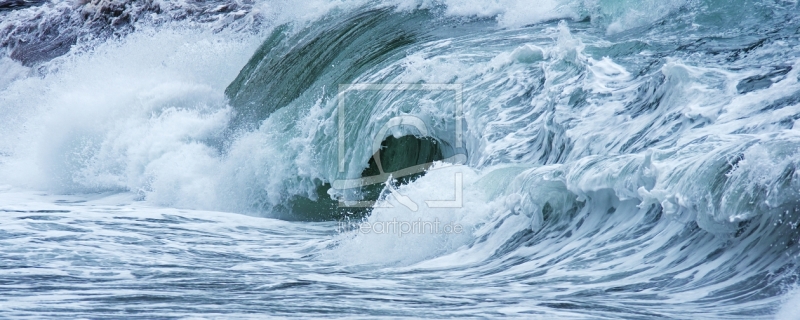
[[2, 0, 800, 318]]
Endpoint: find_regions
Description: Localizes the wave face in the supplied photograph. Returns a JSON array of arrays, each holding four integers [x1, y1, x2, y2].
[[2, 0, 800, 318]]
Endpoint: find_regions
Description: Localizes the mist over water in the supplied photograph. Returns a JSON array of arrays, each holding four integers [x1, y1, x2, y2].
[[1, 0, 800, 318]]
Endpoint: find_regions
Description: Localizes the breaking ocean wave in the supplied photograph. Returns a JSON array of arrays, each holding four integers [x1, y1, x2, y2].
[[2, 0, 800, 318]]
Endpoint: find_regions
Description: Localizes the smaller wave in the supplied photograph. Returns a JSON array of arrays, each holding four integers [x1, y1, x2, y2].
[[396, 0, 686, 32], [0, 0, 370, 66]]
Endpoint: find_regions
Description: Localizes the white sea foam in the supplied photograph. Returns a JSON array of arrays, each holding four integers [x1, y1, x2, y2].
[[776, 287, 800, 320], [0, 26, 259, 207], [331, 164, 491, 266]]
